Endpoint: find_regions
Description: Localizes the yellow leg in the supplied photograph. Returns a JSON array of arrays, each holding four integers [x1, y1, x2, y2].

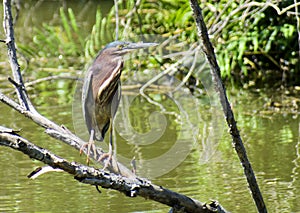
[[101, 120, 113, 170], [80, 129, 96, 165], [98, 119, 120, 172], [96, 119, 114, 170], [108, 120, 113, 158]]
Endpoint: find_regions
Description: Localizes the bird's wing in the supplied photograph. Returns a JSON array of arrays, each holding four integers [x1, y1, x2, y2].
[[96, 59, 123, 104], [110, 81, 121, 117], [82, 70, 101, 140]]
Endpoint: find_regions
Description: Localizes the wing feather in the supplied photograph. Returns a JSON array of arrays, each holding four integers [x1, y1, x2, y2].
[[82, 70, 102, 141]]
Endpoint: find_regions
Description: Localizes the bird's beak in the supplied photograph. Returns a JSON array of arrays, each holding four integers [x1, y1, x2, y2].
[[126, 42, 158, 50], [118, 42, 158, 54]]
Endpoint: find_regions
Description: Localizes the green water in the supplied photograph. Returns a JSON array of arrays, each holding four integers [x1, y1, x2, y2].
[[1, 83, 300, 213], [1, 1, 300, 213]]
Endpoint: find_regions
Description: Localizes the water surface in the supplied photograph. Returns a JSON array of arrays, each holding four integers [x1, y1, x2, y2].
[[0, 1, 299, 213]]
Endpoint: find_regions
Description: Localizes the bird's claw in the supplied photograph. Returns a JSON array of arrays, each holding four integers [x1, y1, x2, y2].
[[80, 142, 97, 165], [98, 152, 113, 171]]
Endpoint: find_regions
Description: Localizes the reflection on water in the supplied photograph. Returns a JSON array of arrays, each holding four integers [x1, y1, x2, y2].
[[1, 88, 300, 212]]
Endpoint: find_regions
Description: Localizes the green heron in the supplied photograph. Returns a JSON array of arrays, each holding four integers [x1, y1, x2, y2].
[[81, 41, 157, 168]]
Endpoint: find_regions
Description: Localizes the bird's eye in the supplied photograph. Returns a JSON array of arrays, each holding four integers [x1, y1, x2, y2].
[[117, 44, 124, 49]]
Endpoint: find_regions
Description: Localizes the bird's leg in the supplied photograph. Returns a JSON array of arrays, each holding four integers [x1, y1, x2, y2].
[[97, 120, 120, 173], [100, 120, 113, 170], [80, 129, 96, 165]]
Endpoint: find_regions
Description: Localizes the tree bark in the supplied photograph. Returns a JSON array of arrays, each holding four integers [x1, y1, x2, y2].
[[0, 127, 228, 213], [0, 0, 230, 212], [189, 0, 267, 212]]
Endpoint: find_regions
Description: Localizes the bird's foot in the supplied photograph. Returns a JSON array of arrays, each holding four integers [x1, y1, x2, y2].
[[80, 141, 97, 165], [98, 152, 112, 171]]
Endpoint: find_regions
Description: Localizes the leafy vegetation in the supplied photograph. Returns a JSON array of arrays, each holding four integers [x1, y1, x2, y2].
[[204, 0, 300, 88], [15, 0, 300, 88]]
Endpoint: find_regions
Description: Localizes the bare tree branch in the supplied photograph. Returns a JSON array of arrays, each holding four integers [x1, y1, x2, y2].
[[25, 75, 80, 88], [114, 0, 119, 40], [189, 1, 267, 212], [2, 0, 133, 178], [0, 127, 229, 213], [210, 1, 300, 36], [0, 90, 135, 178], [0, 0, 230, 212], [3, 0, 32, 111]]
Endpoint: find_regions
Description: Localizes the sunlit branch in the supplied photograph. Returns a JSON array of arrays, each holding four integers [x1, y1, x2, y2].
[[3, 0, 32, 111], [0, 127, 231, 213]]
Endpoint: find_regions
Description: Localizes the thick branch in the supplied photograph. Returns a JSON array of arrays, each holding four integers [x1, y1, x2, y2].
[[0, 91, 135, 178], [189, 1, 267, 213], [0, 128, 229, 213]]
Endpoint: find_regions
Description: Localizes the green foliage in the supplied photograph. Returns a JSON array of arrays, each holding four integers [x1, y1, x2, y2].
[[31, 8, 85, 57], [19, 6, 115, 63], [118, 0, 197, 42], [84, 7, 114, 58], [19, 0, 300, 88], [203, 0, 299, 87], [115, 0, 300, 87]]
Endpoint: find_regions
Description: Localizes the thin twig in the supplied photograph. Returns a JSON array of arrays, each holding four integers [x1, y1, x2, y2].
[[123, 0, 142, 36], [211, 1, 300, 37], [114, 0, 119, 40], [12, 0, 20, 26], [25, 75, 80, 87], [174, 45, 201, 91], [3, 0, 32, 111]]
